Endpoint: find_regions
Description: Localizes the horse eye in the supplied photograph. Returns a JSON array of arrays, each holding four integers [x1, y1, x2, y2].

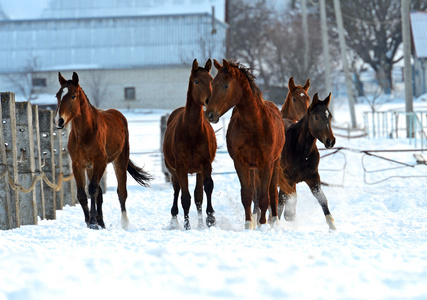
[[71, 95, 76, 99], [315, 115, 319, 120], [223, 84, 229, 89], [194, 80, 199, 84], [292, 98, 296, 102]]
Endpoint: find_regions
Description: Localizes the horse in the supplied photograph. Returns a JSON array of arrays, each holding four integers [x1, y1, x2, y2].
[[54, 72, 152, 230], [278, 93, 337, 231], [281, 77, 311, 122], [205, 59, 285, 230], [163, 59, 216, 230]]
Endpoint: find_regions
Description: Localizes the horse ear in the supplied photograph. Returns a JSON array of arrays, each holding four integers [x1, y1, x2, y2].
[[324, 93, 332, 107], [223, 59, 230, 71], [205, 59, 212, 72], [72, 72, 79, 86], [58, 72, 67, 86], [288, 77, 296, 90], [310, 93, 319, 109], [214, 59, 222, 70], [303, 78, 310, 91], [192, 59, 199, 73]]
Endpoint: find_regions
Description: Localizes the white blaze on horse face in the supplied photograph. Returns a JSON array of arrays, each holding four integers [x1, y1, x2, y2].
[[300, 93, 305, 97], [55, 87, 68, 124], [325, 110, 330, 118]]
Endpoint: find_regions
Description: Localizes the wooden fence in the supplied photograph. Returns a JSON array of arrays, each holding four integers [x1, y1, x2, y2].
[[0, 92, 76, 230]]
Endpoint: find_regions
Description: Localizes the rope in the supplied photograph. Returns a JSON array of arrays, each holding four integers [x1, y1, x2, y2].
[[0, 163, 73, 194]]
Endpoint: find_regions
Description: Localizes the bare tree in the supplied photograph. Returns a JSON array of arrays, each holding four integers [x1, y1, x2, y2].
[[326, 0, 427, 93], [6, 56, 39, 102], [86, 72, 110, 108]]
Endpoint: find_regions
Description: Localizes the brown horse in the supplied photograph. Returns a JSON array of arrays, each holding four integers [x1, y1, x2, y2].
[[278, 93, 337, 231], [205, 59, 285, 229], [163, 59, 216, 230], [281, 77, 311, 122], [54, 72, 152, 230]]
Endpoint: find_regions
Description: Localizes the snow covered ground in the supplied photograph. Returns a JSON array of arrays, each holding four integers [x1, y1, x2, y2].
[[1, 97, 427, 299]]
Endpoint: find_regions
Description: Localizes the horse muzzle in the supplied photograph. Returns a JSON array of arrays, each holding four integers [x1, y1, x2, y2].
[[324, 137, 335, 149], [205, 111, 219, 124], [54, 117, 65, 129]]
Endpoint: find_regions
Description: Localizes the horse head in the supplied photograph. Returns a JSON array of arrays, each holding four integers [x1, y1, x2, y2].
[[308, 93, 335, 149], [54, 72, 83, 129], [205, 59, 241, 124], [282, 77, 311, 121], [190, 58, 213, 107]]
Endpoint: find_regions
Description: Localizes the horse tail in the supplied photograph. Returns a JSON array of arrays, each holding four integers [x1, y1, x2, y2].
[[277, 160, 293, 195], [127, 159, 153, 187]]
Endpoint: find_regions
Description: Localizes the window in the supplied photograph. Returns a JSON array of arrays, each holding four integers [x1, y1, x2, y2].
[[124, 87, 135, 100], [32, 78, 47, 87]]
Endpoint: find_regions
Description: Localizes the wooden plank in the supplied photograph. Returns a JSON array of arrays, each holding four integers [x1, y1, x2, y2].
[[38, 109, 56, 220], [15, 101, 37, 225], [414, 153, 427, 165]]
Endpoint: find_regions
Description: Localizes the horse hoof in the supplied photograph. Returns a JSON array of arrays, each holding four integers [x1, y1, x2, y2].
[[206, 214, 216, 227], [326, 215, 337, 231], [88, 223, 100, 230], [245, 220, 255, 230], [184, 219, 191, 230], [284, 213, 296, 222]]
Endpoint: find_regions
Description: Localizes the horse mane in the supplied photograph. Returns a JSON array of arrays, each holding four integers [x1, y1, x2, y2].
[[227, 61, 262, 99]]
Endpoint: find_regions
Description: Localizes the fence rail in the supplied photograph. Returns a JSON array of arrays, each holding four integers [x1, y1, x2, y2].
[[0, 92, 76, 230], [363, 110, 427, 151]]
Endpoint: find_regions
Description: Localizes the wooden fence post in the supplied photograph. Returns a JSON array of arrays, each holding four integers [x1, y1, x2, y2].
[[59, 125, 74, 206], [32, 105, 46, 220], [54, 128, 64, 210], [38, 109, 56, 220], [0, 93, 13, 229], [1, 92, 20, 228], [160, 114, 171, 182], [15, 101, 38, 225]]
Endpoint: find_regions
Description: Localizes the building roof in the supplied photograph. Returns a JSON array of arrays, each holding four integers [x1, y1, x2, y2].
[[411, 11, 427, 59], [41, 0, 226, 21], [0, 13, 227, 73]]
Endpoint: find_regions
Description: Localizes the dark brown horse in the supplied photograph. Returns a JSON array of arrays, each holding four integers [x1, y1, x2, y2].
[[281, 77, 311, 122], [205, 59, 285, 229], [163, 59, 216, 230], [278, 93, 337, 230], [54, 72, 152, 230]]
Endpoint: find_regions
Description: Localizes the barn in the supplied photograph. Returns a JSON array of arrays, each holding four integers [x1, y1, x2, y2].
[[0, 0, 227, 109]]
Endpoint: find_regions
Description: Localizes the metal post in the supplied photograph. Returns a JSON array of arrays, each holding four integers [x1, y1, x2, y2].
[[319, 0, 333, 113], [334, 0, 357, 128], [401, 0, 414, 138]]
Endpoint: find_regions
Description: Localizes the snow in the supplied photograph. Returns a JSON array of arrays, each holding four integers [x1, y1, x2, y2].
[[1, 99, 427, 299]]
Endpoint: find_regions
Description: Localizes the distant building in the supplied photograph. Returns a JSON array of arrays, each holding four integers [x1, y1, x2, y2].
[[411, 11, 427, 97], [0, 0, 227, 109]]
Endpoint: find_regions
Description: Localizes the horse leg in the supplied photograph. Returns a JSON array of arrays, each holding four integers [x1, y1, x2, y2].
[[170, 171, 180, 229], [176, 167, 191, 230], [234, 162, 253, 229], [96, 185, 105, 229], [203, 166, 215, 227], [87, 163, 106, 230], [307, 178, 336, 231], [73, 165, 90, 226], [113, 159, 129, 230], [284, 185, 297, 221], [268, 159, 280, 226], [251, 170, 260, 227], [194, 173, 204, 227], [258, 165, 274, 225]]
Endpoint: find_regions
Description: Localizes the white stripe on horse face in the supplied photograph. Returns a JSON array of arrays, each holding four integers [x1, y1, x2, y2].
[[325, 109, 330, 118], [55, 87, 68, 123], [300, 92, 304, 97]]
